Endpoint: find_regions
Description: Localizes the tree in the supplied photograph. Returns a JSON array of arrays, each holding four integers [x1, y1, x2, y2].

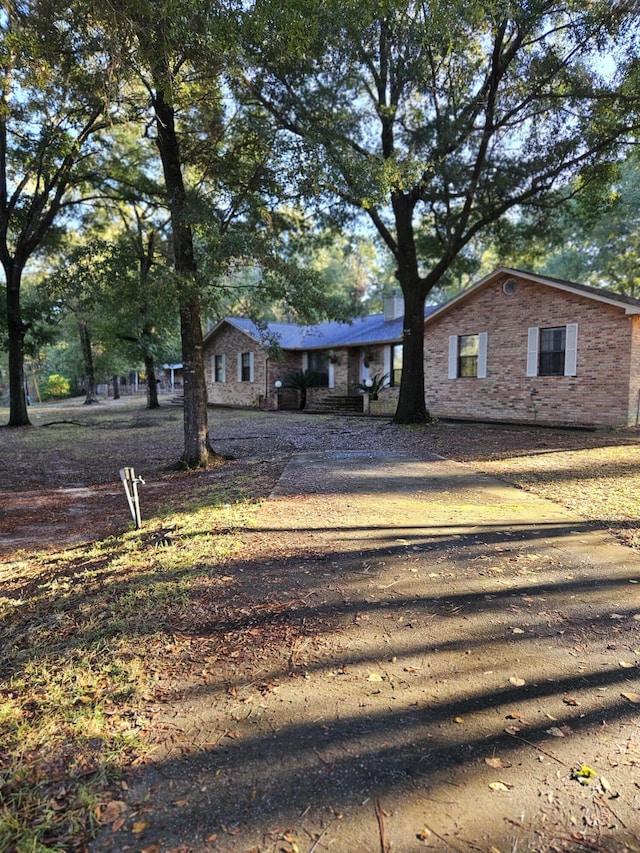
[[244, 0, 640, 422], [94, 1, 243, 465], [0, 0, 116, 426], [532, 155, 640, 297]]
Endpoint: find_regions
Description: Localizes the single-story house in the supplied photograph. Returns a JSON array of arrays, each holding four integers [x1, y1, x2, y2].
[[424, 267, 640, 428], [202, 267, 640, 427], [202, 293, 418, 413]]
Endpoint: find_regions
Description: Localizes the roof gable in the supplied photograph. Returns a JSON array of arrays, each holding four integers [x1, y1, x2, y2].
[[425, 267, 640, 324]]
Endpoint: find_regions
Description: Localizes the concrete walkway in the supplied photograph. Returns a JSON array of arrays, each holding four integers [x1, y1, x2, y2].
[[271, 449, 640, 576]]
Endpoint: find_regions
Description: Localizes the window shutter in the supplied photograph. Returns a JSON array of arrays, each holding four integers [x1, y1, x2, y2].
[[478, 332, 488, 378], [564, 323, 578, 376], [448, 335, 458, 379], [328, 362, 335, 388], [249, 352, 255, 383], [220, 354, 226, 383], [302, 352, 308, 372], [237, 353, 242, 382], [210, 355, 216, 381], [526, 327, 539, 377]]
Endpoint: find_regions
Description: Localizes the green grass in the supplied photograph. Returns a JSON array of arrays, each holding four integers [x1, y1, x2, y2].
[[0, 399, 260, 851]]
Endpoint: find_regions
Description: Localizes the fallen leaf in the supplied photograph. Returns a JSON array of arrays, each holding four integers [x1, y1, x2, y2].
[[621, 692, 640, 703], [600, 776, 611, 793], [489, 781, 513, 792], [504, 725, 520, 735], [619, 661, 635, 668], [512, 627, 525, 634], [99, 801, 127, 824], [132, 821, 150, 834], [454, 716, 464, 724], [572, 764, 597, 785], [506, 712, 530, 725], [112, 817, 126, 832], [367, 673, 383, 682], [509, 676, 526, 687], [485, 757, 504, 768], [563, 696, 579, 706], [173, 799, 189, 807], [417, 827, 431, 840], [546, 727, 565, 738]]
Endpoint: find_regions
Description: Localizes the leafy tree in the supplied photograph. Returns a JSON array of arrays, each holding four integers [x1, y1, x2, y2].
[[530, 156, 640, 297], [0, 0, 117, 426], [244, 0, 640, 422]]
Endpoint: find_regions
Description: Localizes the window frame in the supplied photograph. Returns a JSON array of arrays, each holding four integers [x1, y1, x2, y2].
[[390, 344, 403, 387], [306, 350, 330, 387], [237, 351, 255, 383], [448, 333, 487, 379], [527, 324, 577, 377], [212, 354, 226, 383]]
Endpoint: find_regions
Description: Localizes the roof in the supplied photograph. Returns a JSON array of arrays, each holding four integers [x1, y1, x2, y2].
[[425, 267, 640, 323], [204, 267, 640, 352], [205, 306, 437, 351]]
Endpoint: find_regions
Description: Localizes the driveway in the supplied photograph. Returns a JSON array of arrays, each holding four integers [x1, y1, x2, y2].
[[93, 450, 640, 853]]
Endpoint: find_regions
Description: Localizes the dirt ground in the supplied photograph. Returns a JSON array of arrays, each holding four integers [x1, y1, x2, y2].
[[3, 399, 640, 853]]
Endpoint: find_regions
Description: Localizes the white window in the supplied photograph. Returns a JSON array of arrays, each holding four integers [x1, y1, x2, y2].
[[448, 333, 487, 379], [303, 351, 335, 387], [211, 354, 226, 383], [527, 324, 577, 377], [385, 344, 403, 386], [237, 351, 255, 382]]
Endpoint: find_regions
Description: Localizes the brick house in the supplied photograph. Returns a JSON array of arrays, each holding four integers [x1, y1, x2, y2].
[[202, 295, 413, 411], [423, 268, 640, 428]]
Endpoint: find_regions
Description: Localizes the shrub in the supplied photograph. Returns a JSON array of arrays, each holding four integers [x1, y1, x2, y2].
[[45, 374, 71, 398]]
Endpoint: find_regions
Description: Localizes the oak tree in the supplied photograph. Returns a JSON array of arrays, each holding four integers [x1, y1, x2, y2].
[[245, 0, 640, 422]]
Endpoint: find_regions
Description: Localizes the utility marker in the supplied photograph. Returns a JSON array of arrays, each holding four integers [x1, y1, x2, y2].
[[120, 467, 145, 529]]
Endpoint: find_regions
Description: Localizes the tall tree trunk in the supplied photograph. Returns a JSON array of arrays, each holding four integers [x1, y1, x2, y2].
[[112, 375, 120, 399], [5, 260, 31, 426], [152, 79, 216, 467], [390, 193, 430, 424], [394, 278, 429, 424], [145, 355, 159, 409], [78, 318, 99, 404]]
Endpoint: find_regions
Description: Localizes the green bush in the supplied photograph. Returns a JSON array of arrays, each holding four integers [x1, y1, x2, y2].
[[45, 374, 71, 398]]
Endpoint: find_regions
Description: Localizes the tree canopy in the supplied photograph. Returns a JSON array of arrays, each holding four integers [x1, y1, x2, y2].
[[0, 0, 119, 424], [244, 0, 640, 421]]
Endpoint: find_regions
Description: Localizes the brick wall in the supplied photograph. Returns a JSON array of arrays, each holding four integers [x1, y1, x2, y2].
[[204, 325, 269, 408], [627, 315, 640, 426], [424, 274, 636, 427]]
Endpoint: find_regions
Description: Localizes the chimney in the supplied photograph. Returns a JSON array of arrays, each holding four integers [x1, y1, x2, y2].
[[384, 291, 404, 322]]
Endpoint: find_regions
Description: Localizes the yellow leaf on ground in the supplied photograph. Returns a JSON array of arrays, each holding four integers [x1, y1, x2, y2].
[[367, 672, 383, 682], [132, 821, 150, 834], [489, 781, 513, 792], [621, 692, 640, 703]]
